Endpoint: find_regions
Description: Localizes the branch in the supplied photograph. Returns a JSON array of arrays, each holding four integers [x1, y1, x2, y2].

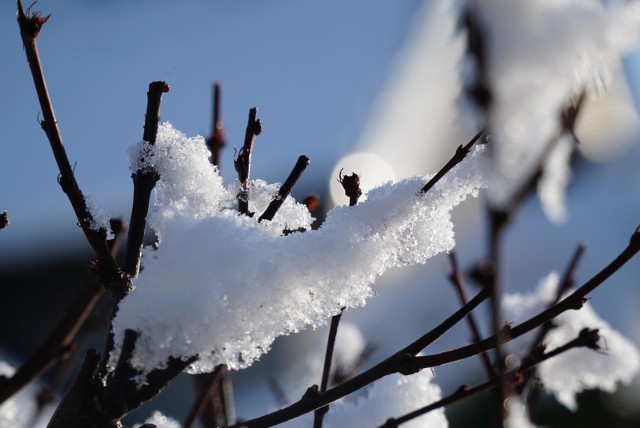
[[226, 285, 491, 428], [184, 365, 227, 428], [421, 129, 485, 194], [16, 0, 127, 293], [206, 83, 226, 169], [448, 252, 495, 379], [379, 328, 601, 428], [124, 81, 169, 281], [225, 226, 639, 427], [314, 170, 363, 427], [259, 155, 310, 223], [0, 220, 126, 406], [234, 107, 261, 216]]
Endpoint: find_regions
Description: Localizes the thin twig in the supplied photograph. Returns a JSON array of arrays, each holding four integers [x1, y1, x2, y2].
[[259, 155, 310, 222], [421, 129, 485, 194], [314, 170, 363, 427], [527, 243, 587, 358], [313, 309, 344, 428], [184, 365, 227, 428], [206, 83, 226, 169], [16, 0, 128, 293], [448, 252, 495, 379], [235, 107, 261, 216], [225, 226, 639, 428]]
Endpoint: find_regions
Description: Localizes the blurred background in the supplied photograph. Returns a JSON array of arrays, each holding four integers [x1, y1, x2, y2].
[[1, 0, 640, 426]]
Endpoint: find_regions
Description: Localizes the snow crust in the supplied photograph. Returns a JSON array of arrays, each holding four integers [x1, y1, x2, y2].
[[469, 0, 640, 209], [503, 272, 640, 411], [111, 123, 486, 373]]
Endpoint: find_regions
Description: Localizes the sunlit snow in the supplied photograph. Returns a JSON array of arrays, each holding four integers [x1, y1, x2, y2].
[[110, 123, 486, 373]]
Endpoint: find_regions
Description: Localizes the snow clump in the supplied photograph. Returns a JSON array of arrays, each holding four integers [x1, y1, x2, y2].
[[110, 123, 487, 374]]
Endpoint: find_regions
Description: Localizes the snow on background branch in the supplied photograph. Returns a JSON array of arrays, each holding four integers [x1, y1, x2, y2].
[[110, 123, 487, 373], [467, 0, 640, 211], [503, 272, 640, 411]]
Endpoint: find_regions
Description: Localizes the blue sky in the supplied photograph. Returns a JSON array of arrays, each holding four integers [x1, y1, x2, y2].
[[1, 0, 419, 260]]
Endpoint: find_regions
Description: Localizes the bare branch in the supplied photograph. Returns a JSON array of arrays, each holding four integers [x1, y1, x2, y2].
[[259, 155, 310, 223]]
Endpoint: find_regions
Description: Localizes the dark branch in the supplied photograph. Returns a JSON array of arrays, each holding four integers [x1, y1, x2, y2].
[[259, 155, 310, 223], [0, 221, 125, 406], [313, 308, 344, 428], [421, 129, 485, 194], [379, 328, 601, 428], [206, 83, 226, 169], [448, 252, 495, 378], [124, 81, 168, 281], [337, 170, 362, 206], [16, 0, 128, 294], [184, 365, 228, 428], [235, 107, 261, 216]]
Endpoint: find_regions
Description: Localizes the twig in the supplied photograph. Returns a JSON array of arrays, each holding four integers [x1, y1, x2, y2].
[[259, 155, 310, 222], [16, 0, 128, 293], [313, 309, 344, 428], [487, 208, 509, 424], [235, 107, 261, 216], [124, 81, 168, 281], [378, 328, 601, 428], [314, 170, 363, 427], [421, 129, 485, 194], [448, 252, 495, 379], [526, 243, 587, 360], [184, 365, 227, 428], [224, 226, 639, 428], [206, 83, 226, 169]]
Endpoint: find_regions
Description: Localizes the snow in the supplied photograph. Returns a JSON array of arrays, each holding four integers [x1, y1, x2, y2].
[[503, 272, 640, 411], [538, 135, 573, 224], [327, 370, 447, 428], [0, 361, 52, 428], [85, 195, 114, 240], [110, 123, 487, 374], [504, 396, 539, 428], [467, 0, 640, 210], [133, 411, 180, 428]]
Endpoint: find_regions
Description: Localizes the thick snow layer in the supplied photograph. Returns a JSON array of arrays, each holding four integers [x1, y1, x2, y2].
[[111, 123, 486, 373], [503, 272, 640, 411], [469, 0, 640, 208]]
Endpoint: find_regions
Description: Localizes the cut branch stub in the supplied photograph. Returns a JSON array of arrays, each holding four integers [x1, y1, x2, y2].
[[337, 169, 362, 206], [234, 107, 261, 216], [206, 83, 226, 168], [124, 81, 168, 280]]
